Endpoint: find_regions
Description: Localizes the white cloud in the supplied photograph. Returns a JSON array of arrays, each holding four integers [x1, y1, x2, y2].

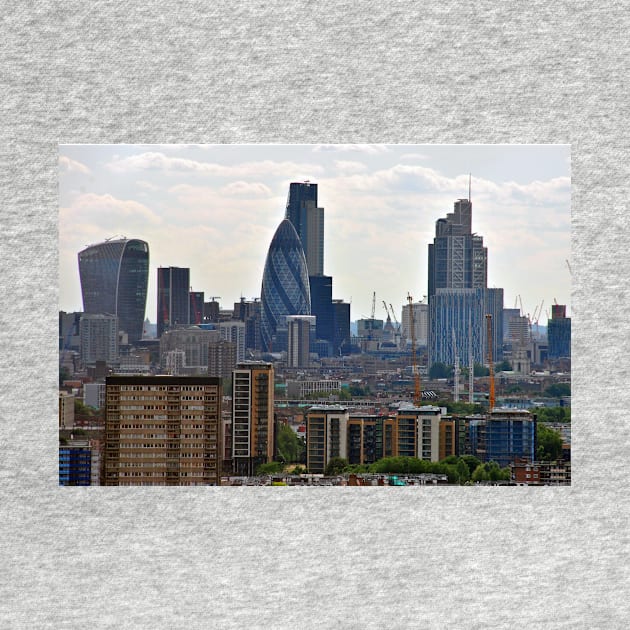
[[61, 193, 162, 227], [218, 181, 273, 197], [106, 152, 324, 178], [59, 155, 91, 174], [333, 160, 368, 173]]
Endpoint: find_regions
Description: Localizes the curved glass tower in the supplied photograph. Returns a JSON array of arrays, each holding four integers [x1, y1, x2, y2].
[[78, 238, 149, 344], [260, 219, 311, 352]]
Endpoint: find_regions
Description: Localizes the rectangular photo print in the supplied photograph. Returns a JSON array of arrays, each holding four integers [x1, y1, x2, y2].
[[59, 144, 571, 486]]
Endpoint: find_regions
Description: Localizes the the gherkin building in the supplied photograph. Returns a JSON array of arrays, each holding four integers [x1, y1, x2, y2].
[[260, 219, 311, 352]]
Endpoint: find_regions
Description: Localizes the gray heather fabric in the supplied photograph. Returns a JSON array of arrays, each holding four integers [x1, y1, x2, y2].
[[1, 2, 628, 628]]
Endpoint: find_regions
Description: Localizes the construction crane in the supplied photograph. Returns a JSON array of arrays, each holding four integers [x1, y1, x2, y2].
[[407, 293, 421, 405], [452, 328, 460, 402], [389, 303, 400, 331], [486, 314, 495, 412]]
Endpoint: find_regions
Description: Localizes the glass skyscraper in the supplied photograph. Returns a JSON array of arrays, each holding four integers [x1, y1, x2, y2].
[[78, 238, 149, 344], [260, 219, 311, 352], [157, 266, 191, 338], [285, 181, 324, 276], [427, 197, 502, 367]]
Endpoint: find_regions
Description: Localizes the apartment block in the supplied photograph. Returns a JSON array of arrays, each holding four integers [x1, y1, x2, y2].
[[104, 375, 222, 486], [232, 362, 274, 476]]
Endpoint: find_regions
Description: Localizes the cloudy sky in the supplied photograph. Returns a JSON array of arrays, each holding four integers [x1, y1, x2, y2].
[[59, 144, 571, 324]]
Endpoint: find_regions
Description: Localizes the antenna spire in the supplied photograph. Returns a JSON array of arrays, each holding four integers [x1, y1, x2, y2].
[[468, 173, 471, 202]]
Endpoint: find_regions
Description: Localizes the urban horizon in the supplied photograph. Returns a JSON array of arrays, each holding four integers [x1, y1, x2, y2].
[[59, 144, 571, 324]]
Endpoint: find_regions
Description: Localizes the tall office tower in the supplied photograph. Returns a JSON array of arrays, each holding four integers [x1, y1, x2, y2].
[[104, 375, 222, 486], [309, 275, 334, 352], [79, 313, 119, 365], [232, 362, 274, 476], [285, 181, 324, 276], [284, 182, 341, 354], [260, 219, 311, 352], [208, 339, 237, 379], [189, 291, 205, 325], [427, 198, 487, 296], [427, 196, 503, 367], [332, 299, 351, 354], [286, 315, 314, 368], [78, 238, 149, 345], [157, 267, 191, 338], [547, 304, 571, 359], [219, 320, 246, 362]]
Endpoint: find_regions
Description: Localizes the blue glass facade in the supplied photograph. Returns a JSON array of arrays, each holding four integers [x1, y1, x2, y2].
[[468, 412, 536, 467], [548, 317, 571, 358], [59, 445, 92, 486], [429, 288, 503, 366], [78, 238, 149, 344], [260, 219, 311, 352]]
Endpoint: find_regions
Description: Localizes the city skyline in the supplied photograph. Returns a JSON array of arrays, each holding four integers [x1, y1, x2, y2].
[[59, 144, 571, 323]]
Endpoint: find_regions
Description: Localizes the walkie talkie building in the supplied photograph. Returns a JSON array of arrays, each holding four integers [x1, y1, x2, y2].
[[78, 238, 149, 344], [260, 219, 311, 352]]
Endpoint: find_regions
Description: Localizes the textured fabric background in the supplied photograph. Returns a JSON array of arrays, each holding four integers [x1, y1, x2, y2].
[[1, 2, 627, 628]]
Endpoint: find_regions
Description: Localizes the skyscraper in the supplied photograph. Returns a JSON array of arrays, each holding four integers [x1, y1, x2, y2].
[[427, 196, 502, 367], [284, 181, 340, 353], [78, 237, 149, 344], [428, 198, 487, 297], [157, 267, 190, 338], [260, 219, 311, 352], [286, 315, 315, 368], [548, 304, 571, 359], [285, 181, 324, 276]]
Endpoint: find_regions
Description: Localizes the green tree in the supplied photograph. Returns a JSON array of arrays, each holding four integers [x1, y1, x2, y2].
[[474, 363, 490, 377], [460, 455, 483, 477], [276, 424, 303, 463], [544, 383, 571, 398], [536, 406, 570, 423], [471, 464, 488, 482], [537, 424, 563, 461], [496, 360, 512, 372], [74, 400, 95, 416], [324, 457, 349, 476], [456, 459, 470, 483], [429, 362, 453, 379], [256, 461, 284, 476]]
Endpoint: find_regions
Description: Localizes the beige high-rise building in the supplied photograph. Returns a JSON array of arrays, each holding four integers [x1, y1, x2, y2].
[[232, 362, 274, 476], [104, 375, 222, 486]]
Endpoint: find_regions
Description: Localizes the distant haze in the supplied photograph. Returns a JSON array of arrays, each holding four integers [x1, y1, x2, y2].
[[59, 144, 571, 324]]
